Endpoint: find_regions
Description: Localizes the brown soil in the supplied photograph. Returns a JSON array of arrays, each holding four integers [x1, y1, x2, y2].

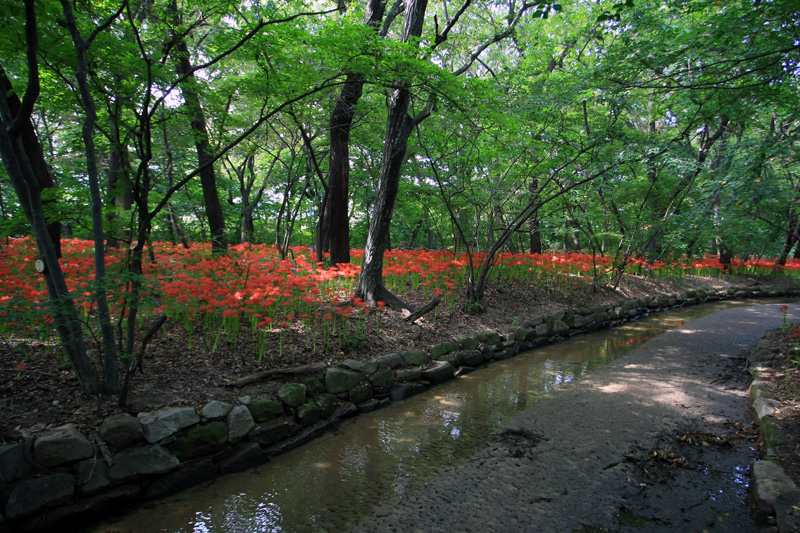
[[0, 273, 796, 460]]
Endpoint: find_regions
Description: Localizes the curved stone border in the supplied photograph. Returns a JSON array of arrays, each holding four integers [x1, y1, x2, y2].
[[748, 338, 800, 532], [1, 285, 798, 532]]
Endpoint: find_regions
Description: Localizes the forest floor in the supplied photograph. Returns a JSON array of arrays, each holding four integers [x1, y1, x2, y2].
[[2, 271, 800, 497]]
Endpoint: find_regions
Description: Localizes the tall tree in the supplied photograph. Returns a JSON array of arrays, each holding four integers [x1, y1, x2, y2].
[[171, 1, 227, 252], [320, 0, 389, 265]]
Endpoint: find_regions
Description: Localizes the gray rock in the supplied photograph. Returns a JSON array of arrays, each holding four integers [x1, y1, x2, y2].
[[502, 333, 516, 347], [305, 377, 326, 396], [751, 460, 798, 515], [0, 443, 31, 483], [476, 332, 502, 345], [380, 352, 404, 369], [265, 422, 329, 456], [108, 445, 179, 481], [218, 442, 267, 475], [75, 458, 110, 495], [34, 424, 94, 468], [277, 382, 307, 408], [775, 488, 800, 532], [401, 350, 427, 366], [753, 397, 780, 419], [433, 353, 458, 366], [343, 358, 379, 374], [4, 472, 75, 519], [138, 406, 200, 443], [316, 393, 340, 418], [535, 323, 549, 337], [98, 413, 144, 449], [167, 422, 227, 462], [349, 382, 373, 404], [295, 401, 322, 427], [493, 346, 519, 361], [200, 400, 233, 420], [226, 405, 255, 444], [22, 483, 139, 530], [552, 320, 570, 336], [421, 361, 455, 385], [461, 350, 485, 366], [328, 402, 359, 425], [145, 459, 217, 499], [247, 398, 285, 422], [458, 336, 480, 350], [248, 416, 302, 447], [395, 368, 422, 382], [369, 368, 395, 388], [325, 367, 365, 394], [390, 382, 428, 401], [431, 342, 458, 359]]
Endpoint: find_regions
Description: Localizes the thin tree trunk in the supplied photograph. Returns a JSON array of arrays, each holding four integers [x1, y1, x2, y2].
[[60, 0, 120, 393]]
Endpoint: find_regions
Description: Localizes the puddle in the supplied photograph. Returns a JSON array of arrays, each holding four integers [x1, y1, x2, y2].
[[86, 300, 779, 533]]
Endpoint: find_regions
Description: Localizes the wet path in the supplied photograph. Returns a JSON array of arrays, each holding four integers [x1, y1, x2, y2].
[[354, 303, 800, 532]]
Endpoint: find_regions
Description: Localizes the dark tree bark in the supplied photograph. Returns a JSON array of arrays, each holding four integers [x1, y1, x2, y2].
[[355, 0, 430, 309], [105, 113, 133, 248], [60, 0, 120, 393], [320, 0, 387, 264], [163, 123, 189, 248], [0, 0, 100, 394], [0, 64, 62, 257], [172, 7, 227, 253], [224, 153, 274, 244]]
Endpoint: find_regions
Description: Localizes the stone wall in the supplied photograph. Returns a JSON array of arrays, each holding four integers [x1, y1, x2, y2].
[[1, 285, 797, 532]]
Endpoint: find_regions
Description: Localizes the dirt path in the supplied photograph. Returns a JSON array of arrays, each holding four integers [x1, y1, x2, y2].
[[353, 303, 800, 533]]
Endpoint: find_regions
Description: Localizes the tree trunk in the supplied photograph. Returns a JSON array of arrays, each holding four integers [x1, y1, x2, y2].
[[173, 15, 226, 253], [321, 0, 386, 264], [0, 0, 99, 394], [61, 0, 120, 393], [0, 64, 62, 257], [355, 0, 429, 309]]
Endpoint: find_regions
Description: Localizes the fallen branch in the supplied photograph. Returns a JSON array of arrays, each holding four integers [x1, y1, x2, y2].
[[228, 362, 328, 388], [405, 297, 441, 323], [89, 430, 115, 466]]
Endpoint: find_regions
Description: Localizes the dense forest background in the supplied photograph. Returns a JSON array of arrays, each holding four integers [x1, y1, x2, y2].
[[1, 0, 799, 394]]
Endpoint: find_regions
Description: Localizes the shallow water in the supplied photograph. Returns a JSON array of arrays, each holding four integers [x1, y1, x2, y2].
[[87, 300, 781, 533]]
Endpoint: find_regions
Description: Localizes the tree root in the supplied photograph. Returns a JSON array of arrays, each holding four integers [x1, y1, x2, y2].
[[405, 297, 441, 323], [228, 362, 328, 388]]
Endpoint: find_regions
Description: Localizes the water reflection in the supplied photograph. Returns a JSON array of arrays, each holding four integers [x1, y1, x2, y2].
[[87, 301, 774, 533]]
